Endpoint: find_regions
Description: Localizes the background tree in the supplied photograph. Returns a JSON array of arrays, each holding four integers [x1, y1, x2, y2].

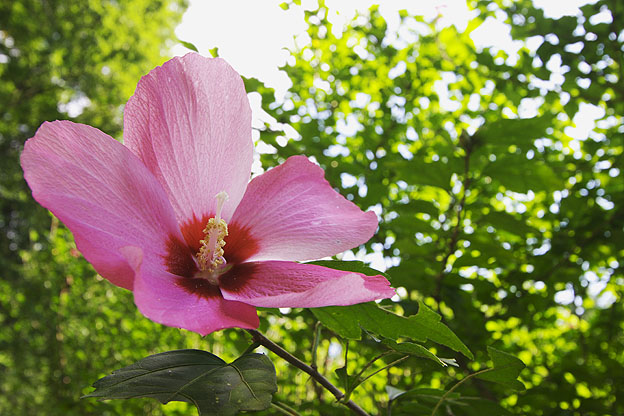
[[250, 0, 623, 414], [0, 1, 202, 414]]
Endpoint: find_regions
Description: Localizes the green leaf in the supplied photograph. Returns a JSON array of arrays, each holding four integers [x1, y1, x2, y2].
[[311, 301, 473, 359], [382, 339, 448, 366], [208, 46, 219, 57], [401, 387, 461, 402], [475, 115, 553, 148], [334, 366, 354, 396], [481, 210, 536, 236], [178, 39, 199, 52], [476, 347, 526, 390], [84, 350, 277, 416], [390, 388, 459, 415], [392, 388, 512, 416], [483, 157, 560, 193], [386, 385, 407, 401], [306, 259, 392, 281]]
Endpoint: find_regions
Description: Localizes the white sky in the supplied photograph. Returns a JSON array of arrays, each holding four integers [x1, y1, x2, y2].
[[173, 0, 476, 93], [173, 0, 596, 93]]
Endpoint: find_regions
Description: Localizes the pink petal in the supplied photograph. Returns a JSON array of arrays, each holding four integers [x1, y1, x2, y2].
[[220, 261, 395, 308], [229, 155, 378, 262], [124, 247, 259, 335], [21, 121, 182, 290], [124, 54, 253, 225]]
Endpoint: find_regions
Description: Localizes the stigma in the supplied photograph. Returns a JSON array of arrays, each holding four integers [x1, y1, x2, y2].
[[195, 191, 229, 284]]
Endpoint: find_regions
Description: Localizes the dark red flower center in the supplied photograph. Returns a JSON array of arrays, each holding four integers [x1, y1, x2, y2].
[[163, 213, 259, 298]]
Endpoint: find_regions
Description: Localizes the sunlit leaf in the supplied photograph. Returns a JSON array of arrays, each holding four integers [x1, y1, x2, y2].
[[312, 301, 473, 359], [178, 39, 199, 52], [306, 259, 392, 281], [476, 347, 526, 391]]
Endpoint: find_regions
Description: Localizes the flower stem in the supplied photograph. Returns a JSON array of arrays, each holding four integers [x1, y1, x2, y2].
[[245, 329, 370, 416]]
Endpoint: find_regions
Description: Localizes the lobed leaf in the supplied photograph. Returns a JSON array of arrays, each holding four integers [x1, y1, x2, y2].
[[311, 300, 472, 359]]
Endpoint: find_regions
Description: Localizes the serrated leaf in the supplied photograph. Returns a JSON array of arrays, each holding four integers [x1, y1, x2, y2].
[[311, 301, 472, 359], [84, 350, 277, 416], [476, 347, 526, 390]]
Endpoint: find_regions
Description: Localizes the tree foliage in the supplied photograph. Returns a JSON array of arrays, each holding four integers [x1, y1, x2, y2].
[[1, 0, 622, 415], [249, 0, 623, 414]]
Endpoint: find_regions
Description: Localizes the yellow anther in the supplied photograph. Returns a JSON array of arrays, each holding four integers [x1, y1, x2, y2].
[[195, 191, 230, 284], [197, 217, 228, 272]]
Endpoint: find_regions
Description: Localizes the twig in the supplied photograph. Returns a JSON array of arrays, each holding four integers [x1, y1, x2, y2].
[[433, 135, 473, 310], [352, 351, 395, 384], [246, 329, 370, 416], [311, 321, 322, 370], [271, 401, 303, 416], [430, 367, 492, 416], [310, 321, 325, 400], [357, 355, 410, 387]]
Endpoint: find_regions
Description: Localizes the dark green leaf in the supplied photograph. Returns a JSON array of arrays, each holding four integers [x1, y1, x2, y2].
[[484, 158, 560, 193], [481, 210, 537, 236], [84, 350, 277, 416], [382, 339, 447, 366], [475, 115, 553, 148], [390, 388, 459, 415], [476, 347, 526, 390], [392, 389, 512, 416], [334, 366, 354, 395]]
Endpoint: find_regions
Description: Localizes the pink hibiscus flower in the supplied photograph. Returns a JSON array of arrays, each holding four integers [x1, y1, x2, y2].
[[21, 53, 395, 335]]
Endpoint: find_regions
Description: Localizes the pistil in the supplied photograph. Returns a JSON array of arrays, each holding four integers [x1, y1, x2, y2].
[[195, 191, 229, 284]]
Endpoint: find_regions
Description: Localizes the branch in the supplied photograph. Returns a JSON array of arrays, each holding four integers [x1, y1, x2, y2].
[[434, 134, 473, 309], [309, 321, 325, 400], [246, 329, 370, 416]]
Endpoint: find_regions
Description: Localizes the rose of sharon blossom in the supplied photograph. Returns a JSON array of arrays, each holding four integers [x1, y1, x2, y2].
[[21, 54, 395, 335]]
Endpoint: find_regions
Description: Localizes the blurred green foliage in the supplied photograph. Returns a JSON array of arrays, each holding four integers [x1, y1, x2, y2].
[[1, 0, 622, 415]]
